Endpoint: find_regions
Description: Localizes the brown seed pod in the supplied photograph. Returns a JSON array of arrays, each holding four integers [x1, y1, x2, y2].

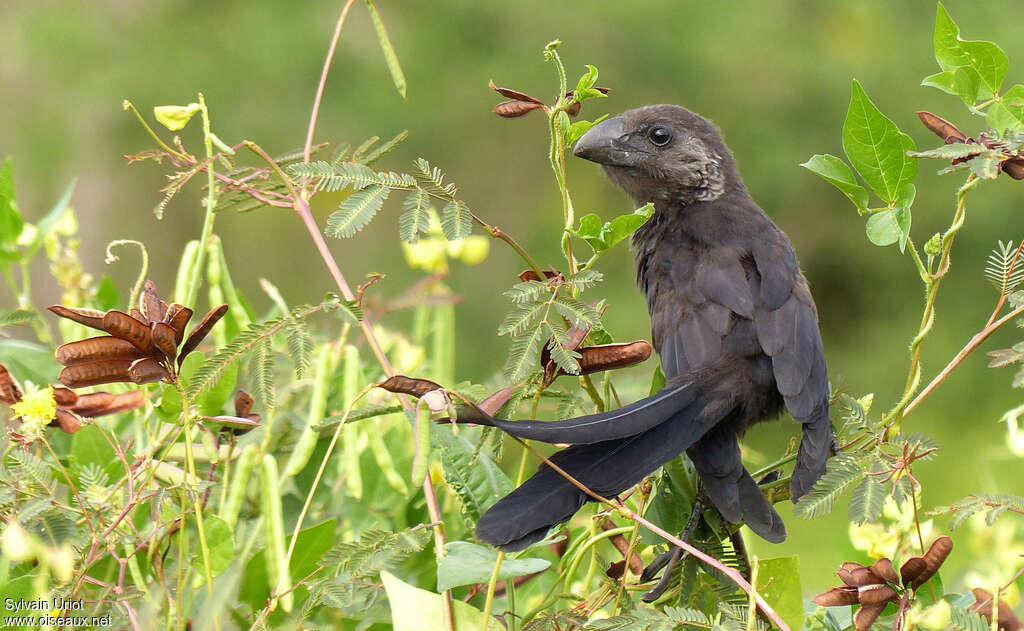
[[488, 79, 544, 105], [70, 390, 145, 417], [128, 357, 170, 384], [55, 336, 145, 366], [178, 305, 228, 368], [917, 110, 968, 144], [853, 602, 887, 631], [813, 586, 860, 607], [235, 390, 254, 417], [494, 100, 546, 118], [1002, 157, 1024, 180], [47, 305, 107, 331], [971, 588, 1024, 631], [165, 305, 194, 346], [577, 341, 653, 374], [898, 557, 926, 587], [857, 583, 898, 605], [915, 535, 952, 588], [201, 415, 261, 432], [53, 409, 83, 434], [518, 269, 561, 282], [477, 385, 518, 416], [52, 387, 78, 407], [870, 557, 899, 584], [378, 375, 444, 398], [130, 308, 147, 324], [0, 363, 23, 405], [102, 310, 158, 356], [140, 280, 167, 323], [59, 360, 135, 388], [151, 322, 179, 361]]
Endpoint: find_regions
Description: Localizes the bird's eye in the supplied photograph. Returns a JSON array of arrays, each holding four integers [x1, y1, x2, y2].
[[648, 127, 672, 146]]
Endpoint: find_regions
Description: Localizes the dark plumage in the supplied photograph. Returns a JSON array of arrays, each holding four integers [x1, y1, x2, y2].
[[469, 104, 833, 552]]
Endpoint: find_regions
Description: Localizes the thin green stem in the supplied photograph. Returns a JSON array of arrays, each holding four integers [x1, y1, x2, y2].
[[122, 100, 187, 161], [183, 93, 218, 308], [481, 551, 505, 631], [105, 239, 149, 310]]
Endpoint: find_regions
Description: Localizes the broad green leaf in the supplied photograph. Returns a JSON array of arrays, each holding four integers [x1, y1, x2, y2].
[[325, 185, 390, 238], [572, 203, 654, 253], [987, 84, 1024, 133], [381, 571, 503, 631], [24, 177, 76, 258], [0, 339, 59, 385], [433, 426, 513, 525], [436, 541, 550, 591], [95, 275, 121, 311], [153, 103, 201, 131], [842, 80, 917, 203], [865, 203, 911, 250], [238, 519, 336, 611], [800, 154, 869, 213], [0, 158, 23, 266], [191, 516, 234, 585], [921, 70, 959, 97], [365, 0, 407, 100], [756, 556, 802, 631], [933, 3, 1007, 99]]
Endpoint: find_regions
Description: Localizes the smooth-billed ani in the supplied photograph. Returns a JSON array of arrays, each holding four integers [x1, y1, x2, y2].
[[463, 104, 833, 552]]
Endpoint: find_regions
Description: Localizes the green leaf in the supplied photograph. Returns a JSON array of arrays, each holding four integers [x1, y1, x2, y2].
[[907, 143, 987, 160], [325, 185, 390, 238], [849, 476, 887, 524], [365, 0, 407, 100], [988, 84, 1024, 133], [498, 302, 545, 336], [572, 203, 654, 253], [95, 275, 121, 311], [842, 80, 917, 204], [381, 571, 503, 631], [865, 204, 912, 249], [441, 200, 472, 241], [239, 519, 337, 612], [794, 453, 864, 519], [756, 557, 802, 631], [0, 158, 24, 266], [24, 177, 76, 258], [505, 324, 545, 381], [0, 339, 58, 384], [433, 426, 513, 526], [436, 541, 550, 592], [965, 153, 1002, 179], [192, 516, 234, 584], [801, 154, 870, 213], [399, 190, 432, 244], [933, 3, 1007, 99], [153, 103, 201, 131], [0, 308, 37, 331], [566, 117, 606, 148], [553, 296, 600, 328]]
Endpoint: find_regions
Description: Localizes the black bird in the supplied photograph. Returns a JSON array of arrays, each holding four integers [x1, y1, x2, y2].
[[467, 104, 833, 552]]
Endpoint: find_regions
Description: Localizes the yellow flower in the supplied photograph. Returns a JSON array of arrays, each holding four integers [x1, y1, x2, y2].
[[10, 383, 56, 442]]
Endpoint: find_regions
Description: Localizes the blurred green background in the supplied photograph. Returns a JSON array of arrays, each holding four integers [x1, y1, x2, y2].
[[2, 1, 1022, 592]]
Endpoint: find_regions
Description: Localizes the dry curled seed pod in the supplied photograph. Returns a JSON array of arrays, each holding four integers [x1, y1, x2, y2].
[[857, 583, 898, 605], [853, 602, 887, 631], [128, 357, 170, 384], [59, 360, 135, 388], [69, 390, 145, 417], [488, 79, 544, 105], [102, 310, 158, 356], [165, 305, 194, 345], [518, 269, 561, 282], [235, 390, 254, 417], [1002, 157, 1024, 180], [130, 307, 147, 324], [477, 385, 518, 416], [47, 305, 107, 331], [0, 363, 24, 405], [151, 322, 178, 360], [813, 586, 860, 607], [378, 375, 444, 398], [870, 557, 899, 584], [908, 535, 952, 589], [140, 280, 166, 323], [56, 336, 144, 366], [53, 409, 83, 434], [52, 387, 78, 406], [578, 341, 653, 374], [971, 588, 1024, 631], [917, 110, 968, 144], [494, 100, 547, 118], [177, 304, 228, 368]]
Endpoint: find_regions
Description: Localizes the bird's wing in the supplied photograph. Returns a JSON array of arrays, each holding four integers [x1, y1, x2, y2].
[[751, 238, 832, 499]]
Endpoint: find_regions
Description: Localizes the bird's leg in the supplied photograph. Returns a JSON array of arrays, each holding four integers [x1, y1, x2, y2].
[[641, 493, 706, 602]]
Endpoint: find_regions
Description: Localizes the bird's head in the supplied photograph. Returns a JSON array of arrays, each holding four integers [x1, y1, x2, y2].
[[573, 104, 736, 206]]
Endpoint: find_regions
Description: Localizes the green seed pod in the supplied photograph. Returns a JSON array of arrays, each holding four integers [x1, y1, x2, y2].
[[261, 454, 292, 612], [282, 344, 334, 478], [220, 444, 257, 529]]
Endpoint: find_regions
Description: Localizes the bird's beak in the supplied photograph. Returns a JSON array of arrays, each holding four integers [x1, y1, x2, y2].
[[572, 115, 643, 167]]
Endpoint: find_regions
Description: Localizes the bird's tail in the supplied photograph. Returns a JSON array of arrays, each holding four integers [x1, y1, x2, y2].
[[475, 387, 724, 552], [790, 405, 835, 501], [686, 426, 786, 543]]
